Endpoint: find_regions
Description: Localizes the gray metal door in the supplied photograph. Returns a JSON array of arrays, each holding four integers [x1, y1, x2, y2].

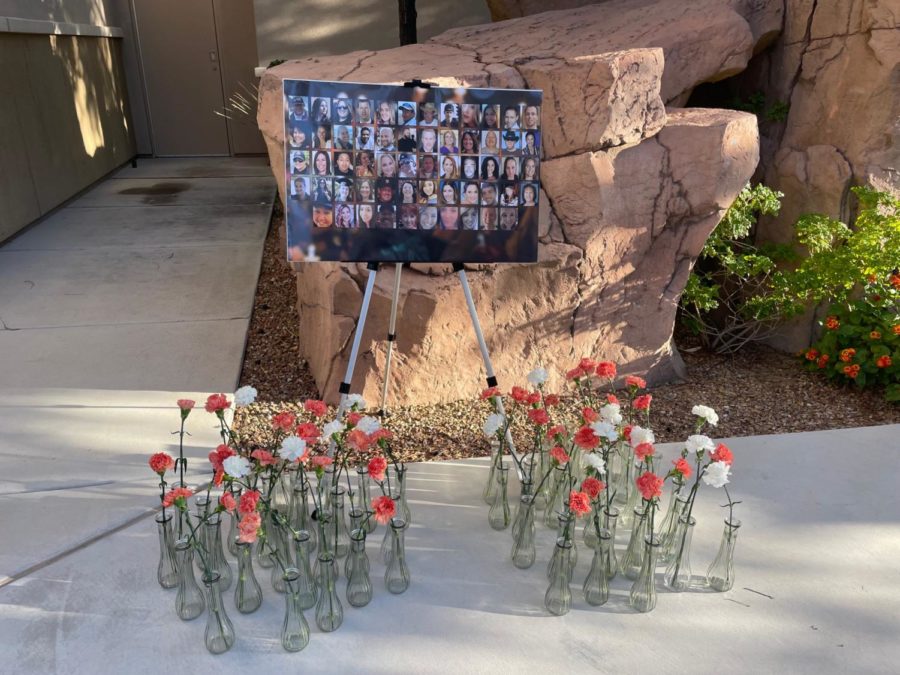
[[133, 0, 230, 156]]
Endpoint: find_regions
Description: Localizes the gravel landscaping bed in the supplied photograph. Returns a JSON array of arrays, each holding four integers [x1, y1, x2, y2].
[[236, 207, 900, 460]]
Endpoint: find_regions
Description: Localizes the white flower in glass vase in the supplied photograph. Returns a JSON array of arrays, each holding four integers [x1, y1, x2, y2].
[[702, 461, 731, 488], [526, 366, 548, 387], [630, 426, 655, 447], [322, 420, 346, 439], [590, 421, 618, 442], [355, 415, 382, 435], [483, 413, 505, 438], [345, 393, 367, 410], [233, 385, 258, 407], [280, 435, 307, 461], [582, 452, 607, 475], [599, 403, 622, 426], [685, 434, 715, 455], [692, 404, 719, 427], [223, 455, 251, 479]]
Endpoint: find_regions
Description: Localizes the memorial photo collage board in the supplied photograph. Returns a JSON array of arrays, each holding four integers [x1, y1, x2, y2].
[[283, 79, 542, 263]]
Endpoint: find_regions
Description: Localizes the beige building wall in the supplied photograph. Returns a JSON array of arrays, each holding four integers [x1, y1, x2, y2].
[[252, 0, 491, 66]]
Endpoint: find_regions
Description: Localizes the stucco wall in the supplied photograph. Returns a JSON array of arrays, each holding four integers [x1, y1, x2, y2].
[[253, 0, 491, 66]]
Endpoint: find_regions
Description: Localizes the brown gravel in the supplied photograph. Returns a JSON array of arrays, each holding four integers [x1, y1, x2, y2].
[[236, 208, 900, 459]]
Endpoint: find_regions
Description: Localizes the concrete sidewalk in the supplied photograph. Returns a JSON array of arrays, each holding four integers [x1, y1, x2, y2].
[[1, 424, 898, 673], [0, 158, 274, 583]]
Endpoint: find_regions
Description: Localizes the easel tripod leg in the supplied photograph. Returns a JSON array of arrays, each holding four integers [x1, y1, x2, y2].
[[380, 263, 403, 416], [335, 262, 380, 426]]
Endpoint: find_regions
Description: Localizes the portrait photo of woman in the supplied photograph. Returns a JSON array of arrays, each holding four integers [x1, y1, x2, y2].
[[481, 130, 500, 155], [461, 156, 478, 181], [499, 181, 519, 207], [460, 130, 480, 155], [522, 131, 540, 156], [290, 151, 309, 175], [419, 128, 438, 154], [333, 151, 353, 176], [288, 125, 310, 149], [440, 181, 458, 205], [335, 203, 355, 228], [376, 100, 396, 126], [312, 97, 331, 123], [499, 207, 518, 230], [439, 206, 459, 230], [333, 97, 353, 124], [355, 151, 375, 177], [480, 156, 499, 181], [333, 177, 353, 203], [439, 130, 458, 154], [418, 180, 438, 204], [377, 153, 397, 178], [521, 182, 538, 206], [460, 206, 479, 230], [314, 124, 332, 149], [481, 104, 499, 129], [521, 157, 539, 181], [334, 125, 353, 150], [502, 156, 519, 181], [440, 155, 459, 180], [419, 205, 438, 230], [399, 204, 419, 230], [357, 203, 375, 228], [399, 180, 417, 205], [313, 177, 332, 204], [312, 151, 331, 176], [481, 207, 498, 230], [356, 178, 375, 203], [461, 181, 480, 206], [460, 103, 480, 128]]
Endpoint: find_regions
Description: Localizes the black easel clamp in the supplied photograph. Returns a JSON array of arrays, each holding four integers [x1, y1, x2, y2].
[[403, 79, 436, 89], [338, 382, 351, 395], [486, 376, 498, 388]]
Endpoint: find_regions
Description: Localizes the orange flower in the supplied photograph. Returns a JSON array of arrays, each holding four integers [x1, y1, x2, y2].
[[893, 324, 900, 336], [890, 273, 900, 289], [842, 365, 861, 378], [870, 331, 882, 340], [816, 354, 830, 369], [825, 316, 840, 330], [866, 273, 878, 283], [839, 348, 856, 363], [876, 355, 892, 368], [804, 348, 819, 361]]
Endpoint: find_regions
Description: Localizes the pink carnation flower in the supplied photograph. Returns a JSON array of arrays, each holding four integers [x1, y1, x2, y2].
[[238, 512, 261, 543], [205, 393, 231, 414]]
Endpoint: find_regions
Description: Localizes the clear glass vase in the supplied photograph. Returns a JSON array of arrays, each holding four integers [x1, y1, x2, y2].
[[193, 495, 210, 572], [543, 465, 568, 528], [356, 465, 376, 534], [510, 495, 536, 569], [290, 481, 317, 553], [156, 513, 178, 588], [619, 465, 641, 529], [268, 517, 292, 594], [582, 528, 612, 606], [205, 514, 232, 591], [612, 444, 632, 508], [664, 515, 696, 592], [394, 465, 412, 525], [385, 517, 410, 594], [380, 489, 400, 564], [202, 572, 236, 654], [583, 510, 600, 550], [256, 512, 275, 569], [281, 567, 311, 652], [482, 439, 502, 505], [346, 529, 373, 607], [222, 492, 239, 557], [488, 464, 511, 530], [314, 510, 338, 582], [510, 480, 533, 541], [174, 538, 205, 620], [601, 505, 619, 579], [547, 513, 577, 582], [707, 518, 741, 591], [659, 494, 689, 563], [629, 535, 660, 613], [233, 540, 262, 614], [291, 530, 318, 610], [534, 445, 551, 511], [315, 553, 344, 632], [621, 506, 648, 580], [544, 538, 573, 616], [330, 486, 352, 559]]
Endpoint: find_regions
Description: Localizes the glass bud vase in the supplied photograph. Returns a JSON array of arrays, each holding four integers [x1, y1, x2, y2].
[[174, 538, 205, 620], [346, 529, 373, 607], [488, 464, 511, 530], [330, 486, 352, 559], [510, 480, 534, 541], [543, 466, 568, 529], [663, 515, 696, 592], [629, 535, 660, 613], [385, 518, 411, 594], [612, 446, 632, 508], [223, 493, 239, 557], [193, 495, 210, 571], [582, 528, 612, 606], [601, 506, 620, 579], [394, 465, 412, 525], [510, 495, 536, 569], [621, 506, 648, 580], [315, 553, 344, 632], [292, 530, 318, 610], [269, 519, 292, 594], [547, 513, 577, 581], [156, 513, 178, 589], [583, 510, 600, 550], [380, 490, 400, 564], [544, 539, 573, 616], [202, 572, 236, 654], [482, 439, 502, 505], [619, 466, 641, 529], [659, 494, 689, 563], [707, 518, 741, 592], [205, 514, 232, 591], [290, 481, 317, 553], [281, 568, 311, 652], [356, 465, 376, 534], [233, 540, 262, 614], [256, 512, 274, 569]]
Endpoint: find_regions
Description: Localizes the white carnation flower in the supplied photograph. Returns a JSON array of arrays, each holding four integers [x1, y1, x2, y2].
[[280, 436, 307, 462], [685, 434, 715, 455], [702, 461, 731, 488], [630, 425, 655, 447], [345, 394, 366, 410], [600, 403, 623, 426], [582, 452, 607, 474], [233, 385, 257, 408], [483, 413, 505, 438], [323, 420, 345, 439], [590, 421, 618, 442], [355, 415, 381, 435], [692, 404, 719, 427], [526, 366, 548, 387], [222, 455, 251, 479]]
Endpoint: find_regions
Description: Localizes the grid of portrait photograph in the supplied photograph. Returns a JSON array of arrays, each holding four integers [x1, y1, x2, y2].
[[283, 80, 542, 264]]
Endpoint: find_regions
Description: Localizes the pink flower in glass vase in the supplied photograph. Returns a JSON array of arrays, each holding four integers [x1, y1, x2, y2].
[[347, 429, 372, 452], [582, 476, 605, 499], [672, 457, 693, 479], [368, 456, 388, 482], [149, 452, 175, 476], [635, 471, 663, 501], [578, 357, 598, 372], [480, 386, 501, 400], [633, 394, 652, 411], [295, 422, 321, 442], [510, 386, 530, 404], [220, 491, 236, 512], [271, 411, 296, 432], [549, 446, 570, 465], [369, 428, 393, 445], [574, 426, 600, 449], [162, 486, 193, 508], [250, 449, 276, 466], [710, 443, 734, 466], [565, 366, 586, 380], [204, 393, 230, 414], [569, 490, 591, 516], [544, 394, 560, 407], [527, 408, 550, 425], [625, 375, 647, 390], [310, 455, 333, 469], [372, 495, 397, 525], [606, 393, 619, 405], [238, 512, 262, 543], [546, 425, 566, 442], [582, 407, 599, 423], [596, 361, 617, 379], [238, 489, 260, 515], [634, 442, 655, 461], [304, 399, 328, 417]]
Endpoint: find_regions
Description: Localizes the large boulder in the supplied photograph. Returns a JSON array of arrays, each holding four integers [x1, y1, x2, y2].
[[256, 3, 760, 404]]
